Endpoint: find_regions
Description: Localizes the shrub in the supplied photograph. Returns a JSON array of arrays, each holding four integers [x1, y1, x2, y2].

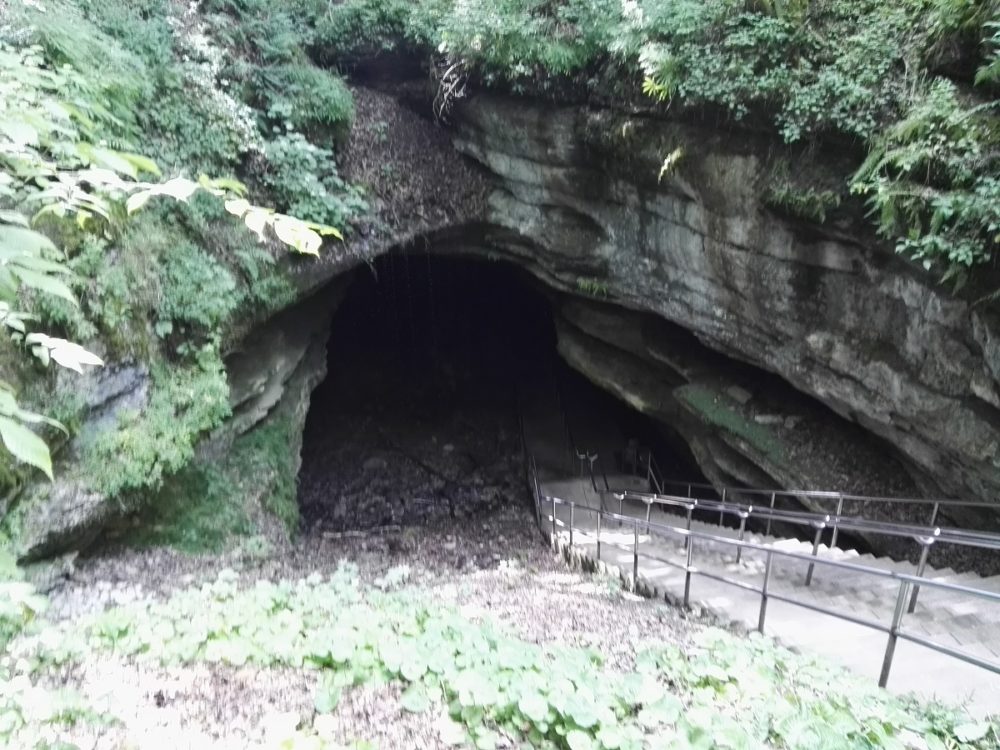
[[256, 64, 355, 139], [852, 79, 1000, 280], [312, 0, 445, 62], [143, 71, 255, 173], [157, 240, 240, 333], [261, 132, 367, 227]]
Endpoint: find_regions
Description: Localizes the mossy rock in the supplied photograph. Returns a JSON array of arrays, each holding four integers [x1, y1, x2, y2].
[[675, 384, 784, 462]]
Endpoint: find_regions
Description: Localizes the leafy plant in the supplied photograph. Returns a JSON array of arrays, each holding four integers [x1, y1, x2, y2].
[[261, 132, 367, 228], [766, 184, 843, 223], [6, 568, 997, 750], [82, 351, 231, 497], [576, 278, 609, 298], [257, 64, 355, 139], [852, 79, 1000, 281], [0, 27, 345, 481]]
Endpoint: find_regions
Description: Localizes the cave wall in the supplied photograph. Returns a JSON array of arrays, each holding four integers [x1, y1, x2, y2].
[[449, 95, 1000, 510], [8, 84, 1000, 562]]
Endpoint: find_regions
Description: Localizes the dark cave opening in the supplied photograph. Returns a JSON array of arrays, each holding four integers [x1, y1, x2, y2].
[[297, 251, 703, 533]]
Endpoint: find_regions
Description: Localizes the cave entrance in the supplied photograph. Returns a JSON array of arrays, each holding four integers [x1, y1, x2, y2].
[[297, 251, 696, 533]]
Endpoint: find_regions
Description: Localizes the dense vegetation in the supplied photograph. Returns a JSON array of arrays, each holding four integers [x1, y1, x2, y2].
[[312, 0, 999, 287], [1, 3, 1000, 746], [0, 0, 366, 545], [2, 564, 997, 749]]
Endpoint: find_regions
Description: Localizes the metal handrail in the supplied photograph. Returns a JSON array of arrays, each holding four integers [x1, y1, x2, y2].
[[655, 477, 998, 511], [538, 492, 1000, 687], [641, 448, 664, 495], [620, 485, 1000, 606], [623, 489, 1000, 550]]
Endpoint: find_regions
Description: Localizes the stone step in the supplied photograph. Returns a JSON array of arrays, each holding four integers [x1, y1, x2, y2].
[[546, 482, 1000, 716]]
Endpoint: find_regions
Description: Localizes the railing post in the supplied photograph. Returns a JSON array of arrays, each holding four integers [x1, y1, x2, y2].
[[596, 512, 602, 561], [736, 513, 747, 564], [569, 502, 575, 548], [765, 492, 776, 536], [904, 502, 940, 613], [645, 500, 652, 533], [879, 579, 912, 688], [805, 524, 824, 586], [550, 495, 557, 549], [684, 506, 693, 553], [533, 465, 542, 526], [758, 550, 773, 633], [684, 533, 694, 608], [632, 520, 640, 593], [719, 487, 727, 527], [907, 542, 932, 614], [830, 493, 844, 549], [928, 501, 940, 529]]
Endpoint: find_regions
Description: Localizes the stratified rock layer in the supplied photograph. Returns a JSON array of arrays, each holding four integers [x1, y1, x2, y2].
[[451, 95, 1000, 513]]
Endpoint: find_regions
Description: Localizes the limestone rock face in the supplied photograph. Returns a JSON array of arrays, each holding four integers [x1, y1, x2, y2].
[[451, 96, 1000, 508], [8, 363, 149, 560]]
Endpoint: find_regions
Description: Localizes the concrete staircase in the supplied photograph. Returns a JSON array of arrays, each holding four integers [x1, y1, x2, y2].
[[540, 478, 1000, 717]]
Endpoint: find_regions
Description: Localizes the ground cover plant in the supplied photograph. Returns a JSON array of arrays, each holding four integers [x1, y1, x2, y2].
[[2, 563, 997, 749]]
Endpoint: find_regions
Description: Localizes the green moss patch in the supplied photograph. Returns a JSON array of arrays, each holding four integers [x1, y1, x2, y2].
[[675, 383, 784, 461], [124, 414, 302, 554]]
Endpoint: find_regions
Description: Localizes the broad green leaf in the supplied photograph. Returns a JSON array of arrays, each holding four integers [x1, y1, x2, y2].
[[90, 147, 138, 178], [12, 267, 77, 305], [0, 225, 58, 256], [474, 729, 499, 750], [201, 175, 247, 195], [224, 198, 251, 217], [0, 210, 28, 227], [272, 216, 322, 256], [243, 209, 268, 240], [597, 726, 625, 749], [401, 656, 426, 682], [314, 684, 341, 714], [120, 152, 161, 177], [125, 190, 153, 214], [0, 415, 52, 479], [436, 713, 466, 746], [518, 692, 549, 724], [566, 729, 595, 750], [0, 118, 39, 146], [156, 177, 199, 201], [11, 254, 73, 275], [954, 723, 990, 743], [400, 684, 431, 714], [24, 334, 103, 372]]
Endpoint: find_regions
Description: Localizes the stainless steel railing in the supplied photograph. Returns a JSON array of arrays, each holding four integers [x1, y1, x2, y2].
[[614, 487, 1000, 610], [528, 481, 1000, 688]]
